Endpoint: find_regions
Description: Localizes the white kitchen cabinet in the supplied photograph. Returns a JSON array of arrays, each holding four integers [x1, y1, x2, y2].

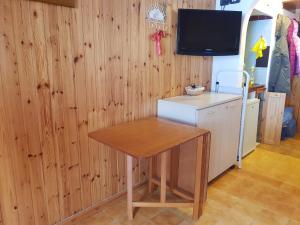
[[158, 92, 242, 184], [196, 103, 224, 181], [243, 99, 260, 157], [225, 100, 244, 169]]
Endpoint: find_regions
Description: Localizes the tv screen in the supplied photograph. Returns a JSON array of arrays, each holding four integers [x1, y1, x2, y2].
[[176, 9, 242, 56]]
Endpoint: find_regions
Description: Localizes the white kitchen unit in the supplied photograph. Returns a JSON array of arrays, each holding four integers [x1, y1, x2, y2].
[[243, 98, 260, 157], [158, 92, 243, 183]]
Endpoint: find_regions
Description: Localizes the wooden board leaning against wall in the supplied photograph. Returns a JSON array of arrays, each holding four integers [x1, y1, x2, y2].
[[0, 0, 215, 225], [260, 92, 286, 145], [286, 77, 300, 131]]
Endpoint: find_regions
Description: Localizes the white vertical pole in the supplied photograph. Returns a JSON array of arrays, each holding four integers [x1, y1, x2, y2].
[[238, 71, 250, 168]]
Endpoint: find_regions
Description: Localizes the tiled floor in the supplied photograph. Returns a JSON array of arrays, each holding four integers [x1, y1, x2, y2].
[[74, 134, 300, 225]]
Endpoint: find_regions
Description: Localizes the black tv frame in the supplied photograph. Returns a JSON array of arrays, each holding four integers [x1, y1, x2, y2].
[[176, 9, 242, 57]]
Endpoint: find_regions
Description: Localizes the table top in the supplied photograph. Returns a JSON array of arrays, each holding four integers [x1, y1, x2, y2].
[[89, 117, 208, 158], [248, 84, 266, 93], [158, 92, 242, 110]]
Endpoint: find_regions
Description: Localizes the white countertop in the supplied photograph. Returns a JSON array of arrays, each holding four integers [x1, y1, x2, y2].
[[158, 92, 242, 110]]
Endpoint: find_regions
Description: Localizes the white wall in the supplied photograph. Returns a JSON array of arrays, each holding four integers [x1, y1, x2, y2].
[[211, 0, 284, 92], [212, 0, 258, 93], [255, 0, 282, 16], [244, 19, 273, 85]]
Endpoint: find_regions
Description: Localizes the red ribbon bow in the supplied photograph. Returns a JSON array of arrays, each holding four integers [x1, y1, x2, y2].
[[151, 30, 167, 56]]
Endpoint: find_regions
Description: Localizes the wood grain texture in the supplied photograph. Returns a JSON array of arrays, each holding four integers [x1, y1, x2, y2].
[[0, 205, 2, 225], [193, 136, 204, 219], [68, 133, 300, 225], [126, 156, 133, 220], [287, 77, 300, 131], [29, 0, 77, 8], [160, 152, 168, 203], [1, 1, 36, 225], [0, 70, 20, 225], [89, 117, 208, 158], [0, 0, 214, 225], [261, 92, 286, 145], [283, 0, 300, 12]]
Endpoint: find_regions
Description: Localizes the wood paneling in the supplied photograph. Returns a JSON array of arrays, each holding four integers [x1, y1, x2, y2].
[[0, 206, 2, 225], [261, 93, 286, 145], [89, 117, 208, 158], [0, 0, 214, 225], [283, 0, 300, 12], [52, 134, 300, 225], [30, 0, 77, 8]]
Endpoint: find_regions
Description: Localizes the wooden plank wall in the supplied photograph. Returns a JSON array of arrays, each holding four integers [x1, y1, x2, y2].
[[0, 0, 214, 225], [0, 206, 2, 225], [30, 0, 78, 8]]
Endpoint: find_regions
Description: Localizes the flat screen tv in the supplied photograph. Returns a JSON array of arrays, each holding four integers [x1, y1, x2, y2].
[[176, 9, 242, 56]]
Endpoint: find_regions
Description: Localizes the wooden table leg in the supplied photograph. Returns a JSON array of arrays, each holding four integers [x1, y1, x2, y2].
[[193, 136, 204, 220], [160, 151, 167, 203], [170, 145, 180, 189], [148, 157, 154, 193], [149, 156, 158, 193], [127, 155, 133, 220], [202, 133, 211, 203]]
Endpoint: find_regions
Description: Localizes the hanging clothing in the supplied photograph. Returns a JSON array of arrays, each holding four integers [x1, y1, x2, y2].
[[252, 37, 267, 59], [292, 20, 300, 76], [287, 20, 296, 77], [269, 15, 291, 94]]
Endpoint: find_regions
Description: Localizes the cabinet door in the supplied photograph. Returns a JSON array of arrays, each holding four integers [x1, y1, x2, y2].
[[243, 101, 259, 156], [260, 92, 286, 145], [221, 100, 242, 170], [197, 100, 242, 182], [197, 104, 225, 181]]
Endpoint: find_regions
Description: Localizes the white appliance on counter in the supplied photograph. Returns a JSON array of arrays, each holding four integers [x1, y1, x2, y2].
[[243, 98, 260, 157], [158, 92, 243, 182]]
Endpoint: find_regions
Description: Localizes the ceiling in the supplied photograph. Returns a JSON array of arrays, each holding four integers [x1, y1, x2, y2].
[[283, 0, 300, 12]]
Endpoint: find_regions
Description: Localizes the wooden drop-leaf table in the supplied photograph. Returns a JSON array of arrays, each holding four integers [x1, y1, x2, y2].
[[89, 117, 210, 220]]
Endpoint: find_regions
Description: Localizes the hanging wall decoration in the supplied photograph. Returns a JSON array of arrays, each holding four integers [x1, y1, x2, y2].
[[147, 2, 168, 56], [151, 30, 167, 56], [146, 2, 167, 27]]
